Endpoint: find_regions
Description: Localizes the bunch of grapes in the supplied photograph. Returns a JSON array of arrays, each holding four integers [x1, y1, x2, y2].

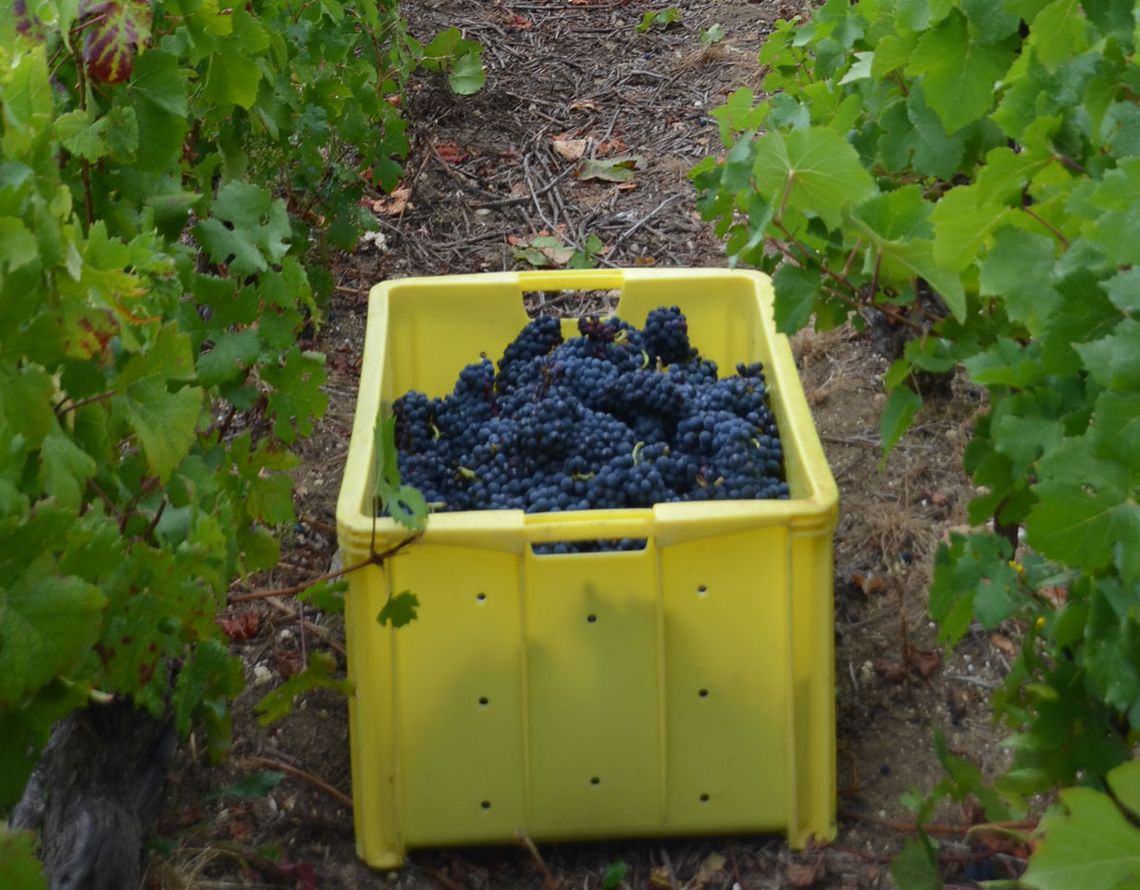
[[389, 306, 789, 522]]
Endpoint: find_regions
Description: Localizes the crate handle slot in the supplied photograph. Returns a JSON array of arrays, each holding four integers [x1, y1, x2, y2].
[[530, 538, 649, 556], [516, 268, 625, 292]]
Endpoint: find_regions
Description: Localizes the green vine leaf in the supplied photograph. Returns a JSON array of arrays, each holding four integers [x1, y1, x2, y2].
[[373, 415, 428, 530], [906, 10, 1016, 134], [879, 384, 921, 460], [979, 228, 1060, 334], [377, 590, 420, 629], [193, 182, 292, 277], [0, 828, 47, 890], [1108, 758, 1140, 822], [930, 184, 1012, 270], [114, 323, 203, 481], [1026, 437, 1140, 573], [753, 126, 877, 230], [448, 51, 485, 95], [1022, 761, 1140, 890], [1025, 0, 1089, 69], [889, 836, 943, 890], [772, 264, 821, 334], [254, 651, 352, 727], [0, 570, 106, 707]]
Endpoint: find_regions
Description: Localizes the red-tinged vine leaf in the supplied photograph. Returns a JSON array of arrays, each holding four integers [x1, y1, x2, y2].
[[434, 141, 468, 164], [81, 0, 153, 85], [277, 861, 317, 890], [219, 611, 259, 642], [13, 0, 44, 39], [377, 590, 419, 628]]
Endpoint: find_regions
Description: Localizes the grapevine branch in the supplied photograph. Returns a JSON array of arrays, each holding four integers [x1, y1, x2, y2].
[[764, 236, 928, 333], [57, 389, 115, 416], [245, 756, 353, 810], [1020, 206, 1069, 248], [226, 533, 421, 604]]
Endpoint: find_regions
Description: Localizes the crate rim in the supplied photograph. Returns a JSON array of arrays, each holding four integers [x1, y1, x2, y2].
[[335, 267, 839, 550]]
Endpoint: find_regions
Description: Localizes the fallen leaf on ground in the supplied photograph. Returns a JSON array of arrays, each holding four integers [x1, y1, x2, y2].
[[873, 658, 906, 684], [370, 186, 412, 216], [505, 13, 531, 28], [219, 611, 259, 642], [552, 138, 589, 161], [989, 632, 1016, 656], [691, 851, 726, 887], [274, 649, 304, 679], [1039, 585, 1067, 607], [596, 137, 627, 155], [633, 255, 657, 266], [788, 856, 827, 888], [577, 155, 644, 183], [434, 141, 468, 164], [852, 573, 887, 596], [569, 99, 598, 111], [513, 235, 575, 267], [648, 867, 673, 888], [909, 647, 942, 677]]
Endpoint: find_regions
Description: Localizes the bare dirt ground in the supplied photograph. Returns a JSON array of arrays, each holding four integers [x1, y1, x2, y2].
[[147, 2, 1017, 887]]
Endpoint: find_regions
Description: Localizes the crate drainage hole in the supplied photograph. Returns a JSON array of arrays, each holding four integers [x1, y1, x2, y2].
[[476, 592, 486, 602], [587, 613, 597, 623], [478, 697, 489, 706], [698, 688, 709, 698], [590, 777, 600, 786], [697, 584, 708, 597], [700, 793, 710, 803], [480, 800, 491, 810]]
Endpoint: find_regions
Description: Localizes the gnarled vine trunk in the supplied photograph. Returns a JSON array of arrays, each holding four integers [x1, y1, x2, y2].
[[10, 700, 175, 890]]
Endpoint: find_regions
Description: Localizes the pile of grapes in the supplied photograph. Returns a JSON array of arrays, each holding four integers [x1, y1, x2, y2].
[[392, 306, 788, 517]]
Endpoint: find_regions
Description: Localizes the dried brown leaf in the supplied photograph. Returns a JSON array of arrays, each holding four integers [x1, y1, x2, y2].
[[787, 856, 826, 888], [552, 138, 589, 161]]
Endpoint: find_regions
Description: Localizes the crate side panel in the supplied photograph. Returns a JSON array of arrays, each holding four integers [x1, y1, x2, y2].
[[789, 527, 837, 846], [661, 527, 789, 830], [386, 278, 530, 400], [344, 562, 402, 866], [524, 548, 663, 836], [391, 546, 528, 844]]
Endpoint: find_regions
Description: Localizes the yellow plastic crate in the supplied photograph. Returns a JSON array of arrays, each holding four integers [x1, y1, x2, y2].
[[335, 268, 838, 868]]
